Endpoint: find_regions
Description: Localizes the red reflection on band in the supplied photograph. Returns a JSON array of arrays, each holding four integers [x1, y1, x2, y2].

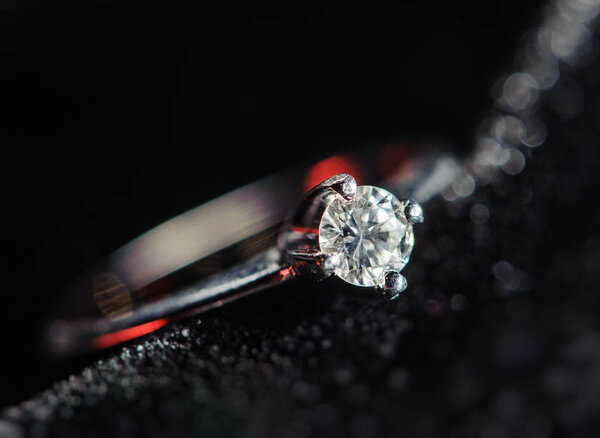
[[379, 143, 413, 183], [289, 225, 318, 235], [93, 318, 169, 349], [277, 266, 295, 281], [303, 155, 364, 192]]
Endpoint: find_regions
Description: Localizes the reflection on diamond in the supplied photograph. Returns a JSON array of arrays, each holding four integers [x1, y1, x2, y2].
[[319, 186, 414, 287]]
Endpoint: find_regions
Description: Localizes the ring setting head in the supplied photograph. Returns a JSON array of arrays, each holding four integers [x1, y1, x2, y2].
[[319, 185, 415, 289], [284, 174, 422, 297]]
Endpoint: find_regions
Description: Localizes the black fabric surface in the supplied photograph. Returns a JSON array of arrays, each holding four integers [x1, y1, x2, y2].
[[3, 0, 600, 437]]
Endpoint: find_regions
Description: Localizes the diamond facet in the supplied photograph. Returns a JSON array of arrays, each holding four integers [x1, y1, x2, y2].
[[318, 185, 414, 287]]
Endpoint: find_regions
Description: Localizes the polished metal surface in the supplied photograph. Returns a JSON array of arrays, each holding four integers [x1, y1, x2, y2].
[[49, 248, 292, 356], [110, 171, 302, 290]]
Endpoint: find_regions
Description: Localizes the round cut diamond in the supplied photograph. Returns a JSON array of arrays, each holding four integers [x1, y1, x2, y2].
[[318, 185, 414, 287]]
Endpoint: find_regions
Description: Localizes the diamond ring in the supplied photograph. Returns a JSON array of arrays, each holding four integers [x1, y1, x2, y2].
[[281, 173, 423, 300], [45, 147, 458, 356]]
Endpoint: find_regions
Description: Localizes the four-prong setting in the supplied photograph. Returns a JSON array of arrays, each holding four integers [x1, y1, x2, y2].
[[282, 174, 423, 298]]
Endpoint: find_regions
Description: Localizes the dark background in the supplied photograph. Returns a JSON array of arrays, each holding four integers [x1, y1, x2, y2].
[[0, 0, 551, 419]]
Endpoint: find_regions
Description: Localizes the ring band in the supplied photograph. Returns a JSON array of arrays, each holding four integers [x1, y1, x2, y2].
[[45, 141, 461, 357]]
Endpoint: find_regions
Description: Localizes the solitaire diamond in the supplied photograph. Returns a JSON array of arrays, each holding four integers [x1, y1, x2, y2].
[[318, 185, 414, 287]]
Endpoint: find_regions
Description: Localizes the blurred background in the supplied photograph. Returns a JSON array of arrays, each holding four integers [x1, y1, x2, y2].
[[5, 0, 600, 436]]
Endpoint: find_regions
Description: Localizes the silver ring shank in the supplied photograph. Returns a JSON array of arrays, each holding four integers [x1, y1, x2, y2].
[[112, 171, 303, 290]]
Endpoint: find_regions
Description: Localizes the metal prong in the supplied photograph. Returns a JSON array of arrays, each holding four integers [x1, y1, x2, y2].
[[337, 176, 357, 201], [378, 270, 407, 300], [307, 173, 357, 201], [287, 249, 340, 280], [404, 199, 424, 224]]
